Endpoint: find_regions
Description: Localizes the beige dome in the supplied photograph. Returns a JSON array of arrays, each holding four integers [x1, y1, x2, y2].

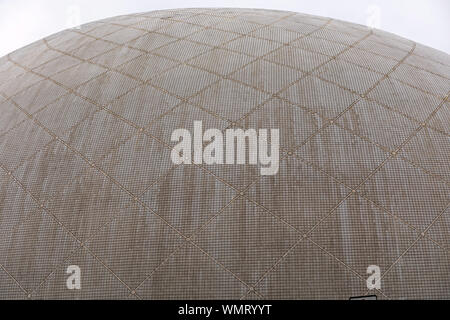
[[0, 8, 449, 300]]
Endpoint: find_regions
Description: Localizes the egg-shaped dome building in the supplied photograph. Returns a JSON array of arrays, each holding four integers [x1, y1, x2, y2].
[[0, 8, 448, 300]]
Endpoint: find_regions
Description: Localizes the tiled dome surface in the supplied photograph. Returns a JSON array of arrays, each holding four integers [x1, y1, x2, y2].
[[0, 8, 449, 300]]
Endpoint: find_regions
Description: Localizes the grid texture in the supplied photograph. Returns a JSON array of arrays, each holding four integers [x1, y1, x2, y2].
[[0, 8, 449, 300]]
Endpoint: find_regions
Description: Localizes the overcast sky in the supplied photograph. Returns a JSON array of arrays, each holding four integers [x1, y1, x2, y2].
[[1, 0, 449, 57]]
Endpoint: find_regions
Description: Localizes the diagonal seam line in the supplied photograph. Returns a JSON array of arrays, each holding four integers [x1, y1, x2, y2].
[[13, 23, 440, 302], [28, 198, 163, 297], [225, 26, 372, 196], [283, 38, 416, 159], [129, 12, 322, 294], [231, 22, 369, 127], [28, 12, 265, 167], [295, 88, 450, 297], [1, 10, 448, 300], [239, 31, 417, 298], [0, 11, 310, 298], [2, 57, 264, 296], [0, 263, 29, 297]]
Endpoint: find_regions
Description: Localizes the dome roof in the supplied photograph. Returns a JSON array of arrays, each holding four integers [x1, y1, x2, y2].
[[0, 8, 449, 300]]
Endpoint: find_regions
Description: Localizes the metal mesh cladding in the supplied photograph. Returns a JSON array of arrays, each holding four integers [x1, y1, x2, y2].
[[0, 8, 449, 300]]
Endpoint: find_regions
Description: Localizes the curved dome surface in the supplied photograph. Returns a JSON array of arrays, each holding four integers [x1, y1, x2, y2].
[[0, 8, 449, 300]]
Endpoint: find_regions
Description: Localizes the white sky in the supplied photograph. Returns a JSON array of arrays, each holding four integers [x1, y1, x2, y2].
[[1, 0, 449, 57]]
